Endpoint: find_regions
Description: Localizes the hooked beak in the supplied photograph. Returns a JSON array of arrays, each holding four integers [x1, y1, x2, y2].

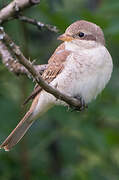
[[57, 33, 73, 42]]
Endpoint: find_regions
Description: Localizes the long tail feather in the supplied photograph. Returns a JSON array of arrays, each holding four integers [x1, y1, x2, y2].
[[0, 111, 34, 151]]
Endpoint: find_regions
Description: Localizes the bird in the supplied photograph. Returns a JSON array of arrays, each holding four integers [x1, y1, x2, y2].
[[0, 20, 113, 151]]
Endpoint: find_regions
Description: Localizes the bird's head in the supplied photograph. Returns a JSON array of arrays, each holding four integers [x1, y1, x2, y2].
[[58, 20, 105, 48]]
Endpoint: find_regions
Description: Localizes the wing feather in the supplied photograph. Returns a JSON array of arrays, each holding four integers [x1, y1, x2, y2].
[[23, 43, 70, 104]]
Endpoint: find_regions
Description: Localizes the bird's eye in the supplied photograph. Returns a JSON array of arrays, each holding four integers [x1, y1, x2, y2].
[[78, 32, 84, 37]]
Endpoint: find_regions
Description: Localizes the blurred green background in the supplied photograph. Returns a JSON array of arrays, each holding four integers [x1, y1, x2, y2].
[[0, 0, 119, 179]]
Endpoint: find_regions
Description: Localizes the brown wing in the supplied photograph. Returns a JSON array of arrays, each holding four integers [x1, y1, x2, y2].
[[23, 43, 70, 105]]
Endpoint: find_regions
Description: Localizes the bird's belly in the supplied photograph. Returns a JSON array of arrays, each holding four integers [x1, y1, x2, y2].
[[62, 68, 111, 103], [51, 66, 111, 104], [73, 74, 104, 103], [51, 47, 113, 104]]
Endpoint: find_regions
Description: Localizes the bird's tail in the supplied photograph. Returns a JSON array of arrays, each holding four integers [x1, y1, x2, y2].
[[0, 110, 34, 151]]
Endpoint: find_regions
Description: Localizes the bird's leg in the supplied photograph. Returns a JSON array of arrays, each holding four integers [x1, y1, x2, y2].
[[70, 95, 88, 111]]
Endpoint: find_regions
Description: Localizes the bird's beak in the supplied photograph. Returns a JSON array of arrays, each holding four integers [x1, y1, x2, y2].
[[57, 33, 73, 42]]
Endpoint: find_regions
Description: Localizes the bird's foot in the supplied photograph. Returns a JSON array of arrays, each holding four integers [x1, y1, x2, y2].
[[70, 95, 88, 112]]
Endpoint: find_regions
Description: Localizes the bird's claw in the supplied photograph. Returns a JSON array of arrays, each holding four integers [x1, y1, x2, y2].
[[70, 95, 88, 112]]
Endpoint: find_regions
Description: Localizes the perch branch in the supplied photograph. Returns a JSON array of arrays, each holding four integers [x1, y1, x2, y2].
[[0, 45, 47, 76], [0, 41, 47, 75], [0, 32, 47, 75], [0, 28, 82, 110], [0, 0, 40, 24]]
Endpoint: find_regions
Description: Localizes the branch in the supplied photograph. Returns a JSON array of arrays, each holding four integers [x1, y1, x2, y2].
[[16, 15, 59, 33], [0, 0, 59, 33], [0, 27, 82, 110], [0, 35, 47, 76], [0, 0, 40, 24]]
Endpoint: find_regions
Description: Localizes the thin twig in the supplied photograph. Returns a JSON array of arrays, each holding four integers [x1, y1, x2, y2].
[[16, 15, 59, 33], [0, 28, 82, 110]]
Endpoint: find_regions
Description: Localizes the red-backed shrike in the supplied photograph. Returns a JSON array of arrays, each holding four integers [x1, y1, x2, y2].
[[0, 20, 113, 151]]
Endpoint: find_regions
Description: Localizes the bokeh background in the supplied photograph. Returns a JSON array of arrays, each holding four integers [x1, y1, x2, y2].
[[0, 0, 119, 179]]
